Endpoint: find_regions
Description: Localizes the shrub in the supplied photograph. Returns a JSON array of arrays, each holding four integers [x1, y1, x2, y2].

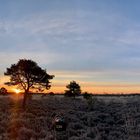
[[83, 92, 92, 100]]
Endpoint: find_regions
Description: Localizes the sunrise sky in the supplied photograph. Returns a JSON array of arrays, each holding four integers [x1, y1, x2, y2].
[[0, 0, 140, 93]]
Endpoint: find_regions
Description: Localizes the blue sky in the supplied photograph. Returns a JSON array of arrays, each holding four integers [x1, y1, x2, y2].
[[0, 0, 140, 93]]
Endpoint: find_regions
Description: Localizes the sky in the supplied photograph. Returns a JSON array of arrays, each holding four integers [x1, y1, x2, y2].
[[0, 0, 140, 93]]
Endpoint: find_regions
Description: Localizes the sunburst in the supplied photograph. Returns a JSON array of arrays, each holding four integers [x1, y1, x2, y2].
[[14, 89, 21, 94]]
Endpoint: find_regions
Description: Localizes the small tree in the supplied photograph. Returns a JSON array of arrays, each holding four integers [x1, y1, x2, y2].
[[0, 87, 8, 95], [65, 81, 81, 97], [4, 59, 54, 108]]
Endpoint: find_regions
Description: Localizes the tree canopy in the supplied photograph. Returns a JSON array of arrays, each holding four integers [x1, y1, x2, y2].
[[4, 59, 54, 107], [0, 87, 7, 95], [65, 81, 81, 97]]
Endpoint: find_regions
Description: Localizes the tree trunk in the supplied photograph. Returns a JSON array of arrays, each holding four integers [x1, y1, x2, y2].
[[22, 90, 28, 109]]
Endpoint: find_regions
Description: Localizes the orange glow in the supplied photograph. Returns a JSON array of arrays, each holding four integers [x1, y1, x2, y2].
[[14, 89, 21, 94], [49, 84, 140, 94], [2, 84, 140, 94], [1, 75, 140, 94]]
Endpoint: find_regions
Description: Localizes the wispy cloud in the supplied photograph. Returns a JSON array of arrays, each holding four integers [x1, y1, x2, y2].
[[0, 1, 140, 93]]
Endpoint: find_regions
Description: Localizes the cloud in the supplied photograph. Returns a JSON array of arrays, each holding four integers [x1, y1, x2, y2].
[[0, 51, 62, 76], [0, 3, 140, 90]]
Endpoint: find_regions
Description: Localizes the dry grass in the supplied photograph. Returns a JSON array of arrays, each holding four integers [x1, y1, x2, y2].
[[0, 95, 140, 140]]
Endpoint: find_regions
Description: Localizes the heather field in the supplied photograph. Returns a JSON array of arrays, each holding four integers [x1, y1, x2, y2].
[[0, 95, 140, 140]]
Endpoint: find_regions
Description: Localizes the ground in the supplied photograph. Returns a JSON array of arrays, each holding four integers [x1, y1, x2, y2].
[[0, 94, 140, 140]]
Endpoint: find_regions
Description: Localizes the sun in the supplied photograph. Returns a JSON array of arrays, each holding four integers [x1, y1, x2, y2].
[[14, 89, 21, 94]]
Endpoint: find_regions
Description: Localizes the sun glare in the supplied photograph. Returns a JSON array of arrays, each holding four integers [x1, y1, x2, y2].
[[14, 89, 21, 94]]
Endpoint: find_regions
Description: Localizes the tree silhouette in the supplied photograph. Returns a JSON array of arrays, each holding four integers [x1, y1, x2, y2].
[[65, 81, 81, 97], [4, 59, 54, 108], [0, 87, 7, 95]]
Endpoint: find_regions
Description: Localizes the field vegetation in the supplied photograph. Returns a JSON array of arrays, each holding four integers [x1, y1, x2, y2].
[[0, 94, 140, 140]]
